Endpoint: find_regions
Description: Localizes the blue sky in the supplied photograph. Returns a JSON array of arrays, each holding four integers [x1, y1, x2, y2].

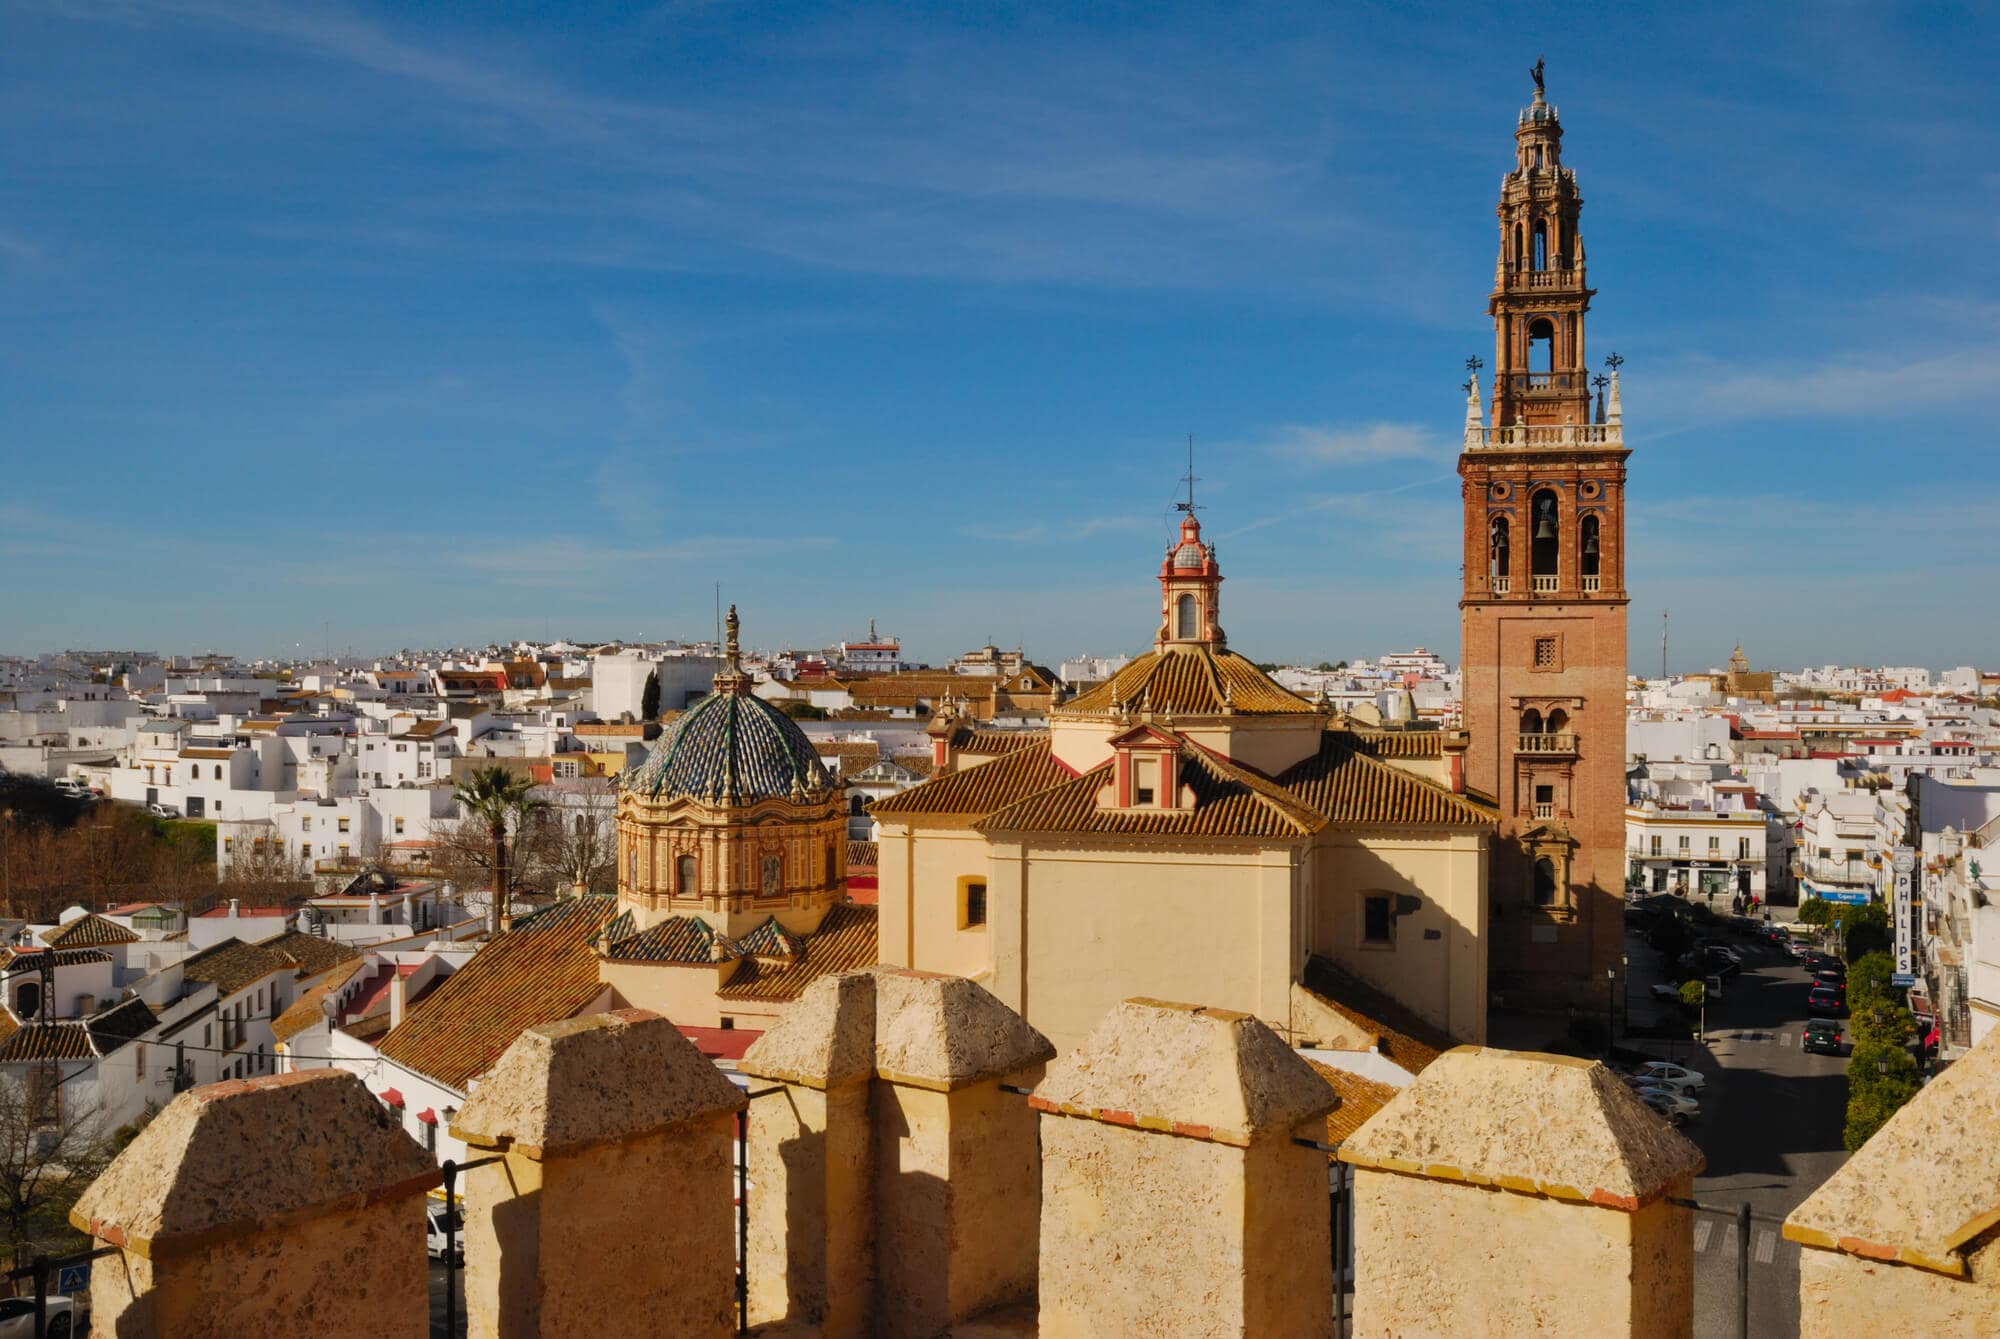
[[5, 2, 1999, 670]]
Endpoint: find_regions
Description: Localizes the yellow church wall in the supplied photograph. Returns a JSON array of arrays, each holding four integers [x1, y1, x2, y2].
[[1004, 841, 1305, 1054], [1309, 831, 1488, 1043], [598, 960, 733, 1029], [874, 821, 994, 983], [1174, 718, 1325, 780]]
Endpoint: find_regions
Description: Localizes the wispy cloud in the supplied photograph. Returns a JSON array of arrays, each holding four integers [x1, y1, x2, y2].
[[1644, 346, 2000, 423], [1256, 421, 1448, 468]]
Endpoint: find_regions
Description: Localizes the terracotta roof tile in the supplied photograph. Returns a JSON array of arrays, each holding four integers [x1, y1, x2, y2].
[[951, 727, 1049, 756], [181, 938, 293, 997], [41, 914, 139, 948], [376, 895, 617, 1091], [1300, 955, 1455, 1075], [272, 959, 366, 1044], [255, 930, 361, 978], [602, 915, 735, 965], [1347, 728, 1445, 759], [977, 741, 1324, 841], [845, 840, 879, 869], [1060, 647, 1316, 717], [716, 903, 878, 1002], [1278, 731, 1496, 829], [0, 948, 113, 970], [1307, 1060, 1402, 1148], [867, 740, 1075, 827]]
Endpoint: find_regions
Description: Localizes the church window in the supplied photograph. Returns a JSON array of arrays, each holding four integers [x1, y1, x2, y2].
[[1133, 756, 1157, 806], [1176, 594, 1198, 640], [1520, 708, 1543, 735], [1362, 895, 1393, 945], [677, 854, 697, 895], [1533, 218, 1547, 268], [1527, 319, 1554, 374], [1580, 514, 1601, 578], [1532, 858, 1557, 906], [849, 794, 865, 817], [1534, 784, 1554, 819], [1545, 708, 1568, 734], [1533, 637, 1557, 669], [761, 854, 782, 895], [959, 877, 988, 929], [1529, 490, 1559, 581], [1489, 515, 1510, 587], [628, 845, 637, 888]]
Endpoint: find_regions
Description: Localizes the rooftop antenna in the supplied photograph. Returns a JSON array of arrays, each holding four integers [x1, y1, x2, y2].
[[714, 582, 721, 651], [1661, 609, 1669, 681], [1176, 434, 1200, 517]]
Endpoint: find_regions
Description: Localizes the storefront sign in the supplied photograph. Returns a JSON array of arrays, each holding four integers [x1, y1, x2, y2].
[[1894, 850, 1915, 977]]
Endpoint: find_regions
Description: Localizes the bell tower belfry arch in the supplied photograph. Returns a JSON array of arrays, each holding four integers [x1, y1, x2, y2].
[[1460, 63, 1629, 1014]]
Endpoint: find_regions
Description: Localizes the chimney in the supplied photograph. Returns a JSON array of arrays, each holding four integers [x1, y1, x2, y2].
[[1442, 729, 1471, 796], [228, 898, 240, 919], [389, 972, 408, 1030]]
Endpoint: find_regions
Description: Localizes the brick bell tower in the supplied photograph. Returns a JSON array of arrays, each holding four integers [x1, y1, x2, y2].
[[1460, 63, 1629, 1016]]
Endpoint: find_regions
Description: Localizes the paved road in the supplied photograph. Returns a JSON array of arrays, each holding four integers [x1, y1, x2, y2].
[[1622, 923, 1849, 1339], [428, 1260, 462, 1339]]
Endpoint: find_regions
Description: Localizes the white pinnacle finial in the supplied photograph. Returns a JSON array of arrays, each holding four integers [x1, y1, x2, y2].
[[1606, 370, 1623, 426]]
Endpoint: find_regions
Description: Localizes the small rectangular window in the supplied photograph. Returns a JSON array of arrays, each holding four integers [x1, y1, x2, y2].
[[1133, 756, 1157, 806], [1649, 835, 1661, 856], [1363, 895, 1393, 944], [1533, 637, 1557, 669], [1708, 836, 1720, 853], [1679, 835, 1690, 852], [1739, 837, 1751, 859], [962, 880, 988, 928], [1534, 784, 1553, 806]]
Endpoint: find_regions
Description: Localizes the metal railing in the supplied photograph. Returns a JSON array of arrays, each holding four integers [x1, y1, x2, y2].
[[1517, 732, 1577, 755], [6, 1244, 117, 1339]]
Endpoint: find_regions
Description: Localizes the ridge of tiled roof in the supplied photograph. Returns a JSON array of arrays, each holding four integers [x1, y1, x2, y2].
[[845, 840, 879, 868], [1278, 731, 1497, 829], [602, 915, 736, 965], [866, 739, 1074, 828], [41, 913, 140, 948], [180, 938, 293, 997], [1300, 955, 1456, 1075], [1346, 728, 1446, 759], [1059, 647, 1317, 718], [977, 740, 1325, 841], [272, 959, 366, 1044], [0, 948, 113, 970], [715, 903, 878, 1002], [951, 727, 1050, 756], [0, 1019, 99, 1062], [255, 930, 361, 978], [736, 916, 806, 961], [376, 895, 618, 1092]]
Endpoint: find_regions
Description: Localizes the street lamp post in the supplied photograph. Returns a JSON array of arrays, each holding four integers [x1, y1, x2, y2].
[[1606, 966, 1617, 1049]]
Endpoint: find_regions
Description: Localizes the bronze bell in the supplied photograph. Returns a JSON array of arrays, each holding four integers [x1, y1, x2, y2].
[[1582, 530, 1599, 556], [1535, 513, 1556, 541]]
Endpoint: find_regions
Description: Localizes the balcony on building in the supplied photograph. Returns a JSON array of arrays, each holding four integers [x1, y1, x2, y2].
[[1517, 731, 1577, 756]]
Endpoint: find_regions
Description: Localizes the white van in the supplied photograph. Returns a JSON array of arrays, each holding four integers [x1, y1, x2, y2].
[[426, 1200, 463, 1262]]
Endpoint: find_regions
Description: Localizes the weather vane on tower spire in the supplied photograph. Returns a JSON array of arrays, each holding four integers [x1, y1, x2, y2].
[[1176, 434, 1201, 517]]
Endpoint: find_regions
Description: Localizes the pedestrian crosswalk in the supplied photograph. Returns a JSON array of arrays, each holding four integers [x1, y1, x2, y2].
[[1715, 1029, 1796, 1045]]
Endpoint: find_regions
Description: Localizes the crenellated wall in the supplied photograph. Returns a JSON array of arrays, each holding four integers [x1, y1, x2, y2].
[[86, 974, 1964, 1339]]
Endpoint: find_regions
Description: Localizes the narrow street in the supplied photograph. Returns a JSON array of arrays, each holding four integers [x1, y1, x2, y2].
[[1620, 922, 1849, 1339]]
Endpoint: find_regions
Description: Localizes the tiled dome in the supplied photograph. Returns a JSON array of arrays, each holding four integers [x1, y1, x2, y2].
[[625, 690, 833, 805]]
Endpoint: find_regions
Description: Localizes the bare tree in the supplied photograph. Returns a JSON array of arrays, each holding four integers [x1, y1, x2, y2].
[[219, 833, 315, 903], [519, 785, 618, 895], [0, 1071, 117, 1271]]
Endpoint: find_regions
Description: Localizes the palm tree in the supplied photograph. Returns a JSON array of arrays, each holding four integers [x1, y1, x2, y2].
[[451, 765, 544, 938]]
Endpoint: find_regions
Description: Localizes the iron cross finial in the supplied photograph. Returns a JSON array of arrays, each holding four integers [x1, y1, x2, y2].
[[1604, 352, 1625, 372], [1465, 355, 1485, 374]]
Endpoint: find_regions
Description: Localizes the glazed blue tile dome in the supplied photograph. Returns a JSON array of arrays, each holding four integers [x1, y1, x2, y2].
[[626, 688, 833, 805]]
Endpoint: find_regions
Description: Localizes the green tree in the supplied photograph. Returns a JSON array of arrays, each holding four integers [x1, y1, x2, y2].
[[1843, 950, 1921, 1150], [1837, 901, 1891, 963], [1796, 897, 1833, 926], [450, 765, 546, 939], [640, 669, 661, 722]]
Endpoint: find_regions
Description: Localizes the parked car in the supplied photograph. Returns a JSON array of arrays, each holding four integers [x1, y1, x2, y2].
[[426, 1201, 464, 1262], [1632, 1061, 1706, 1091], [1813, 967, 1846, 989], [1636, 1086, 1700, 1125], [1807, 986, 1847, 1016], [0, 1295, 77, 1338], [1649, 983, 1687, 1002], [146, 801, 180, 818], [1803, 1019, 1846, 1055]]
